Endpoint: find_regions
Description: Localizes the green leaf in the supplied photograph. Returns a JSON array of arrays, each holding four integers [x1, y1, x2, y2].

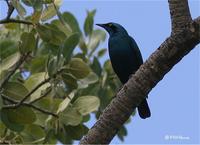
[[30, 55, 48, 73], [0, 39, 17, 60], [59, 105, 82, 126], [36, 24, 52, 42], [73, 96, 100, 115], [42, 0, 53, 4], [49, 24, 67, 45], [79, 38, 88, 54], [31, 10, 42, 23], [0, 97, 3, 109], [87, 29, 106, 51], [117, 126, 127, 141], [36, 24, 66, 46], [73, 53, 87, 62], [0, 52, 20, 75], [98, 48, 107, 57], [51, 20, 71, 36], [0, 106, 36, 131], [91, 57, 102, 76], [62, 73, 78, 90], [62, 12, 81, 33], [0, 109, 24, 132], [22, 0, 43, 11], [43, 129, 57, 144], [21, 124, 45, 143], [54, 0, 63, 6], [57, 93, 74, 113], [64, 124, 89, 140], [2, 82, 29, 101], [22, 0, 35, 6], [104, 60, 114, 74], [35, 98, 61, 113], [24, 72, 50, 101], [56, 127, 72, 144], [34, 99, 61, 127], [62, 33, 80, 62], [82, 114, 90, 123], [68, 58, 90, 79], [0, 121, 6, 135], [41, 5, 57, 21], [54, 85, 66, 98], [47, 57, 58, 77], [4, 106, 36, 124], [33, 1, 43, 11], [4, 23, 19, 30], [84, 10, 96, 36], [78, 72, 99, 89], [11, 0, 26, 17], [20, 32, 36, 54]]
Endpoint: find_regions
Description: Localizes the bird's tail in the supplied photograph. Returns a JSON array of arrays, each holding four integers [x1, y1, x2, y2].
[[137, 99, 151, 119]]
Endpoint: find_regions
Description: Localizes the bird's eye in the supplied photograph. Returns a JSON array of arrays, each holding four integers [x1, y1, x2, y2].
[[108, 23, 113, 27]]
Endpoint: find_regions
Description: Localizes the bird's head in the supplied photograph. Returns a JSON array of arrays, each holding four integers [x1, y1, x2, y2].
[[96, 22, 128, 36]]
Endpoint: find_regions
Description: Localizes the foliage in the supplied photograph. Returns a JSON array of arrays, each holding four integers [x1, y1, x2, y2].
[[0, 0, 129, 144]]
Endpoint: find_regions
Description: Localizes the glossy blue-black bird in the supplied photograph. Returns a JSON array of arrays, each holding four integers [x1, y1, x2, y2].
[[96, 22, 151, 119]]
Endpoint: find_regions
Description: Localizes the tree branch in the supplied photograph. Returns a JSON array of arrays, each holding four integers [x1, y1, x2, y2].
[[168, 0, 192, 34], [2, 94, 58, 117], [0, 18, 34, 25], [0, 53, 29, 89]]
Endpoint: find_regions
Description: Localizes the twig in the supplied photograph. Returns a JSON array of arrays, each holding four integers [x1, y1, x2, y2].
[[2, 94, 58, 117], [14, 77, 51, 108], [0, 53, 29, 89], [2, 67, 65, 110], [29, 87, 52, 104], [5, 0, 14, 20], [5, 0, 9, 6], [0, 18, 33, 25]]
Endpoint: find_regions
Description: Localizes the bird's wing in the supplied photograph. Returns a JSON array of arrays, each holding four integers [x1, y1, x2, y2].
[[129, 36, 144, 65]]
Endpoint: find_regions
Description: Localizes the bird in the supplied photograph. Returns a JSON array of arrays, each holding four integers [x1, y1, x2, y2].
[[96, 22, 151, 119]]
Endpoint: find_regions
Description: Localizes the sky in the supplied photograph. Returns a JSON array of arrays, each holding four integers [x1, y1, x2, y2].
[[0, 0, 200, 144]]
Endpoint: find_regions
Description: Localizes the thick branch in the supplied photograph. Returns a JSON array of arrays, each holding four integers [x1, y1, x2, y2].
[[168, 0, 192, 34], [2, 94, 58, 117], [79, 18, 200, 144]]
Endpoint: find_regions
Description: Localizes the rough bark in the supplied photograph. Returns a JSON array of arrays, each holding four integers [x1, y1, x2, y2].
[[168, 0, 192, 34], [79, 0, 200, 144]]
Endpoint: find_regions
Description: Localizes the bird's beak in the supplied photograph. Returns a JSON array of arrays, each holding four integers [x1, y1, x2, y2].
[[96, 23, 107, 29]]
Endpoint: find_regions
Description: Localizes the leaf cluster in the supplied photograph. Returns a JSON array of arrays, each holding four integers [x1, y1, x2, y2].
[[0, 0, 129, 144]]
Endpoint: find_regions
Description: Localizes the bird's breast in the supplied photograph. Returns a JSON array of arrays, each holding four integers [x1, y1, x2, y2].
[[108, 35, 138, 83], [108, 35, 131, 56]]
